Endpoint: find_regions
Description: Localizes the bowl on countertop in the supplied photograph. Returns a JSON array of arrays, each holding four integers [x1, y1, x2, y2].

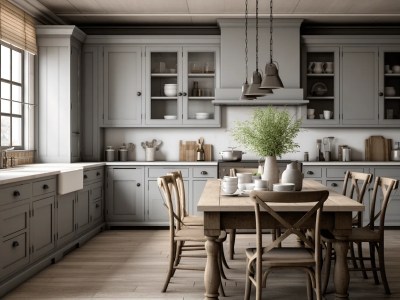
[[272, 183, 295, 192]]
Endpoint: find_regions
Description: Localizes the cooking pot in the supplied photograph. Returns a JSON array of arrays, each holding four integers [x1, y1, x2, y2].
[[219, 148, 245, 161]]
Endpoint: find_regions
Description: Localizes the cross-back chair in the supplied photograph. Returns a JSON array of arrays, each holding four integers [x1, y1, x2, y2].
[[245, 190, 329, 300], [322, 176, 398, 295]]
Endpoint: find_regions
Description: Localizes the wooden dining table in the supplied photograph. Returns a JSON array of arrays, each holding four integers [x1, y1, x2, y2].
[[197, 179, 364, 300]]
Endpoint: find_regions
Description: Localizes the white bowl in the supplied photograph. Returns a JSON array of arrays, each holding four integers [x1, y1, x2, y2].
[[222, 185, 237, 194], [164, 115, 177, 120], [273, 183, 295, 192], [195, 112, 211, 120], [254, 187, 269, 191], [236, 173, 253, 184], [164, 84, 177, 97], [223, 176, 238, 183], [245, 183, 255, 190]]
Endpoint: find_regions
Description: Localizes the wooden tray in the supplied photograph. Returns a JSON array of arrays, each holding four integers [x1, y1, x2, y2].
[[365, 136, 392, 161], [179, 140, 212, 161]]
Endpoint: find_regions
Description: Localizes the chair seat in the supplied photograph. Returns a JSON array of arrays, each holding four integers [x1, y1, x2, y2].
[[182, 215, 204, 226], [175, 227, 227, 242], [246, 247, 315, 267], [322, 227, 380, 243]]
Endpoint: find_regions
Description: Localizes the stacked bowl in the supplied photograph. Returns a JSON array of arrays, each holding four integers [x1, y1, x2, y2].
[[222, 176, 238, 194], [164, 84, 177, 97]]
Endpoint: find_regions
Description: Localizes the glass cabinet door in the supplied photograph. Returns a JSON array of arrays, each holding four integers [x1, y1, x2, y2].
[[301, 46, 339, 126], [380, 47, 400, 124], [146, 46, 182, 125], [183, 47, 220, 125]]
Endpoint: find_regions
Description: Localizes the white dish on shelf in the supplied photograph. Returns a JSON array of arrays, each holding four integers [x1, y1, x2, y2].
[[164, 84, 177, 97], [195, 112, 211, 119], [164, 115, 177, 120], [311, 82, 328, 96]]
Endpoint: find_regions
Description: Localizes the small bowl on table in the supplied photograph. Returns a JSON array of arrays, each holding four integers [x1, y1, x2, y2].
[[272, 183, 295, 192]]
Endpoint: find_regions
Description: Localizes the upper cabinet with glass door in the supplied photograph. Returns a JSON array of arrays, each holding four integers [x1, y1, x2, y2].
[[145, 46, 220, 127], [301, 46, 339, 126], [380, 47, 400, 124]]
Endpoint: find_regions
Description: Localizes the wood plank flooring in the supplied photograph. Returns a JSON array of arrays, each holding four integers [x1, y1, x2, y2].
[[4, 229, 400, 299]]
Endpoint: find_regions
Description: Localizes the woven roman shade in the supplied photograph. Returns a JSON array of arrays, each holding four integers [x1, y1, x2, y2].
[[0, 0, 37, 54]]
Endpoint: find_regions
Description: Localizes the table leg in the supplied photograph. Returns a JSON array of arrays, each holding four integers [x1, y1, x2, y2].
[[204, 235, 220, 300], [333, 239, 350, 299]]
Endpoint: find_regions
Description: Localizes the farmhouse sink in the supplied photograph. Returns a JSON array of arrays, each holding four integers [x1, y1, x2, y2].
[[57, 168, 83, 195]]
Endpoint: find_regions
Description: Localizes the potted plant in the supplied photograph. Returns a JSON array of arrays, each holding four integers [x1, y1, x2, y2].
[[231, 107, 301, 189]]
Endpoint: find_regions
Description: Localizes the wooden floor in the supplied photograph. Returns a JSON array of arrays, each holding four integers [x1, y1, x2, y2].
[[4, 229, 400, 299]]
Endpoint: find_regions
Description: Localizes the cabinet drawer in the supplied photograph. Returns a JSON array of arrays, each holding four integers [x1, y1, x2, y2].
[[303, 167, 322, 178], [373, 168, 400, 180], [192, 167, 217, 178], [91, 182, 103, 200], [326, 180, 343, 194], [147, 168, 189, 178], [32, 178, 56, 197], [1, 204, 29, 238], [0, 182, 31, 206], [326, 168, 364, 178], [91, 200, 103, 223], [1, 233, 29, 279], [84, 168, 104, 183]]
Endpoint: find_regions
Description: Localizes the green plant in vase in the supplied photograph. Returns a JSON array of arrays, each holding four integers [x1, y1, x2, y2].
[[231, 107, 301, 190]]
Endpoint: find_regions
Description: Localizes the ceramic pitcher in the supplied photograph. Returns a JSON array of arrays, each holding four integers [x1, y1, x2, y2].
[[313, 62, 323, 74]]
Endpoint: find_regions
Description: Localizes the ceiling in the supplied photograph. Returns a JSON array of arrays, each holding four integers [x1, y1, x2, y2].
[[10, 0, 400, 27]]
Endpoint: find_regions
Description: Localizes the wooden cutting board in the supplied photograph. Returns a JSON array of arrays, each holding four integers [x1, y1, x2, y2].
[[365, 136, 392, 161], [179, 140, 212, 161]]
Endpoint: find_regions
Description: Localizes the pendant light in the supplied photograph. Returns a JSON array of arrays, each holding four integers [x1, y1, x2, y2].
[[245, 0, 272, 97], [260, 0, 284, 89], [240, 0, 254, 100]]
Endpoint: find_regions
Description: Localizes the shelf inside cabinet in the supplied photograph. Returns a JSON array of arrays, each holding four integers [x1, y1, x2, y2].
[[307, 96, 335, 100], [188, 73, 215, 77], [307, 73, 334, 77], [385, 97, 400, 100], [151, 96, 178, 100], [188, 96, 214, 100], [151, 73, 178, 77]]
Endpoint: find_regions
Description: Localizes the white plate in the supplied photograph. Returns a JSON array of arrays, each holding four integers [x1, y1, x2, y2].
[[164, 115, 177, 120]]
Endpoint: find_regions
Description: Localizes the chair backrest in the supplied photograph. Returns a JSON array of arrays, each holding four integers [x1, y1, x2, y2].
[[342, 171, 373, 227], [249, 190, 329, 264], [168, 170, 188, 220], [157, 175, 182, 235], [368, 176, 399, 235]]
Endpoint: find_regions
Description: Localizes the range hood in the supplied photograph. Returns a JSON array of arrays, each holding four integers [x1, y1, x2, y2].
[[215, 19, 307, 106]]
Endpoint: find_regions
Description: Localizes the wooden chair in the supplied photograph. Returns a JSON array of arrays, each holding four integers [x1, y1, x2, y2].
[[321, 171, 372, 293], [245, 189, 329, 300], [321, 176, 399, 295], [157, 175, 227, 294]]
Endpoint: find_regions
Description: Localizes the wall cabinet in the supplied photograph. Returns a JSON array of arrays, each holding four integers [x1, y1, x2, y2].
[[36, 26, 86, 162], [301, 36, 400, 127], [145, 46, 220, 127], [106, 165, 217, 226]]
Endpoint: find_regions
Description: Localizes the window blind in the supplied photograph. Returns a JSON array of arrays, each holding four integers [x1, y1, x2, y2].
[[0, 0, 37, 54]]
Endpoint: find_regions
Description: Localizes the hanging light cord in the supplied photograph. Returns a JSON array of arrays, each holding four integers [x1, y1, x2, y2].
[[255, 0, 259, 71], [245, 0, 248, 83], [269, 0, 273, 64]]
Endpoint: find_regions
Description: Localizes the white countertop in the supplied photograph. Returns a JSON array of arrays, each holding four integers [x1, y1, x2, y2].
[[105, 161, 218, 166], [303, 161, 400, 166]]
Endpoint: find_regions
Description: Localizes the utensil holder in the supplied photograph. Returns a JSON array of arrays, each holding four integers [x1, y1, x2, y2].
[[145, 147, 156, 161]]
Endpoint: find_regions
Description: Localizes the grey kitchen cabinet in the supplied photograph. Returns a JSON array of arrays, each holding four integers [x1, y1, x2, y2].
[[56, 192, 76, 247], [301, 36, 400, 127], [341, 46, 379, 125], [102, 45, 143, 126], [76, 187, 91, 234], [36, 25, 86, 162], [191, 166, 218, 216], [106, 167, 145, 223], [145, 45, 221, 127]]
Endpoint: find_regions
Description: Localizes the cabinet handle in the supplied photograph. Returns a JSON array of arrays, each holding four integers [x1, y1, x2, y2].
[[379, 92, 384, 97], [96, 172, 101, 176], [331, 183, 338, 187], [178, 92, 183, 96], [13, 190, 20, 197], [137, 91, 142, 96], [306, 171, 314, 175], [201, 171, 208, 175], [12, 241, 19, 247], [182, 92, 187, 96], [43, 184, 49, 190], [137, 183, 141, 187], [84, 174, 88, 179]]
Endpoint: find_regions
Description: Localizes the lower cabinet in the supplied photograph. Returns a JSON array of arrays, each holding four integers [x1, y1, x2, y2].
[[76, 187, 91, 234], [105, 165, 217, 226], [57, 192, 76, 247]]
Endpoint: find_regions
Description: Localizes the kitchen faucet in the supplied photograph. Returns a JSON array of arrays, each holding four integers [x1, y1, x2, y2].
[[0, 147, 14, 169]]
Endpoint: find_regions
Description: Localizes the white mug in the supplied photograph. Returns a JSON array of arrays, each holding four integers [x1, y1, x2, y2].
[[323, 110, 333, 120]]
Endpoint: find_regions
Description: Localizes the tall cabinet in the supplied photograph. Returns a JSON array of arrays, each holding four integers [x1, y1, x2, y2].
[[36, 26, 86, 162]]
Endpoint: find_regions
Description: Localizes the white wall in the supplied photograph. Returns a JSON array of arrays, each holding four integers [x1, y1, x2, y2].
[[104, 106, 400, 162]]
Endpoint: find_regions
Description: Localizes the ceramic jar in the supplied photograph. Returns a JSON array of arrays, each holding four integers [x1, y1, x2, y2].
[[281, 162, 303, 191], [385, 86, 396, 97], [262, 156, 279, 190], [313, 62, 323, 74], [324, 62, 334, 74]]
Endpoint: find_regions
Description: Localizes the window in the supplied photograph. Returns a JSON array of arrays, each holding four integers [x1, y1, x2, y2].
[[0, 42, 24, 148]]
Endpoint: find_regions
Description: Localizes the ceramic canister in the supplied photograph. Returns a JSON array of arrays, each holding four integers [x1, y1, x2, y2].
[[281, 161, 303, 191]]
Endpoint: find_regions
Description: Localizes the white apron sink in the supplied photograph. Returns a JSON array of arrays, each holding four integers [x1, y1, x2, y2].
[[58, 168, 83, 195]]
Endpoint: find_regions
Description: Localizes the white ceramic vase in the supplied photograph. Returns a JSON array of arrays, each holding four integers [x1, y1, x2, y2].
[[262, 156, 280, 190], [281, 161, 304, 191]]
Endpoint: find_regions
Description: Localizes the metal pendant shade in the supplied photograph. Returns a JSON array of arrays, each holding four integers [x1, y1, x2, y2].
[[260, 62, 284, 89], [245, 70, 272, 96], [260, 0, 284, 90], [240, 81, 255, 100]]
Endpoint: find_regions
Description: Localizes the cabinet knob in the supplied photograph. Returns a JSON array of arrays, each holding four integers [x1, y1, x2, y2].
[[306, 171, 314, 175], [84, 174, 88, 179], [201, 171, 208, 175], [13, 190, 20, 197], [182, 92, 187, 96], [137, 183, 141, 187], [379, 92, 384, 97], [178, 92, 183, 96], [331, 183, 338, 187], [12, 241, 19, 247], [42, 184, 49, 190], [96, 172, 101, 176], [137, 91, 142, 96]]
